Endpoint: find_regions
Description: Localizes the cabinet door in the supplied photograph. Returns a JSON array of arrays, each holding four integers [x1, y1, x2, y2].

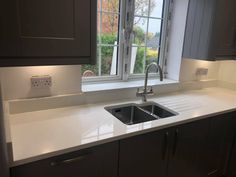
[[227, 130, 236, 177], [203, 113, 236, 177], [11, 142, 118, 177], [213, 0, 236, 57], [119, 130, 170, 177], [0, 0, 96, 66], [167, 119, 210, 177], [183, 0, 216, 60]]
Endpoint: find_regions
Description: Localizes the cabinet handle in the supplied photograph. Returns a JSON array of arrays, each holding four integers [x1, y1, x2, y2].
[[162, 132, 169, 160], [173, 129, 179, 156], [50, 152, 92, 166]]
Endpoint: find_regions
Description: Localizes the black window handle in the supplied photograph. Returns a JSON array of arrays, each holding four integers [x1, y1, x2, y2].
[[173, 129, 179, 156], [50, 152, 92, 166]]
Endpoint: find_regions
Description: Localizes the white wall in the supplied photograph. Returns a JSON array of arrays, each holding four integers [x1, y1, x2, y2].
[[179, 58, 220, 82], [0, 66, 82, 100], [218, 60, 236, 83]]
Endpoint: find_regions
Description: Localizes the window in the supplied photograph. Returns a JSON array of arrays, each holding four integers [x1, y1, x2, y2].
[[82, 0, 171, 81]]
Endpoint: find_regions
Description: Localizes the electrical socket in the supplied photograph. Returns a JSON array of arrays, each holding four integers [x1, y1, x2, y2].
[[31, 75, 52, 89], [196, 68, 208, 76]]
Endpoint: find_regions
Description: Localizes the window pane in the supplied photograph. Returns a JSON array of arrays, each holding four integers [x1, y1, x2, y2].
[[147, 19, 161, 49], [131, 0, 164, 76], [82, 0, 120, 78], [102, 0, 119, 13], [132, 19, 162, 75], [134, 0, 149, 16], [82, 46, 118, 77], [146, 47, 159, 66], [133, 17, 148, 46], [100, 46, 118, 76], [81, 48, 99, 77], [149, 0, 164, 18], [132, 46, 145, 74], [135, 0, 163, 18], [99, 13, 119, 45]]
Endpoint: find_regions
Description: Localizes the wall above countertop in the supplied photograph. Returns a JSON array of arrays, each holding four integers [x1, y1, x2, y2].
[[180, 58, 220, 82], [0, 66, 82, 100]]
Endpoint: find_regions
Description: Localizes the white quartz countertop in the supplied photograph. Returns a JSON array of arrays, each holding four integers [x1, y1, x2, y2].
[[8, 87, 236, 166]]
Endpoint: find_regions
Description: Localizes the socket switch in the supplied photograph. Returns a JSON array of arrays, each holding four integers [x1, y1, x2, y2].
[[31, 75, 52, 88]]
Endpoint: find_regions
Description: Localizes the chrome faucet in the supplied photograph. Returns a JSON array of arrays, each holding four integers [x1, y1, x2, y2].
[[136, 62, 163, 102]]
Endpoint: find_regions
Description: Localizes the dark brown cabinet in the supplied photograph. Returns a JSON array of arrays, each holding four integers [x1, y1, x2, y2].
[[119, 129, 170, 177], [167, 119, 209, 177], [183, 0, 216, 60], [227, 131, 236, 177], [183, 0, 236, 60], [203, 113, 236, 177], [213, 0, 236, 58], [119, 119, 210, 177], [10, 142, 118, 177], [0, 0, 97, 66]]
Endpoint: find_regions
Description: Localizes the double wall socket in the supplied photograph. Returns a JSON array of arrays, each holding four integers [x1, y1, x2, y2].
[[196, 68, 208, 76], [31, 75, 52, 89]]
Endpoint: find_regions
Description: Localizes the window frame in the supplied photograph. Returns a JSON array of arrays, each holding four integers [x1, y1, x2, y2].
[[82, 0, 172, 83]]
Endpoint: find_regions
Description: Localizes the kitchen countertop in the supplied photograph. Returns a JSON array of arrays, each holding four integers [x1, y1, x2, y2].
[[7, 87, 236, 166]]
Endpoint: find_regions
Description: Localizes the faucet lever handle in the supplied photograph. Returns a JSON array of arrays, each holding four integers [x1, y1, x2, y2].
[[137, 88, 141, 93], [146, 86, 154, 95], [150, 86, 153, 92]]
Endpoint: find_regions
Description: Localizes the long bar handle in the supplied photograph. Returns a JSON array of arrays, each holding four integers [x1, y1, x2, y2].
[[50, 153, 92, 166], [162, 132, 169, 160], [173, 129, 179, 156]]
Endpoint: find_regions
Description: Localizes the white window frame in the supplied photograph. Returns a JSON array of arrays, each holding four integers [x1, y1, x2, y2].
[[82, 0, 172, 83]]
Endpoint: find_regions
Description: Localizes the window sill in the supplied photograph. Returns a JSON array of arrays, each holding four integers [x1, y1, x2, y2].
[[82, 79, 179, 92]]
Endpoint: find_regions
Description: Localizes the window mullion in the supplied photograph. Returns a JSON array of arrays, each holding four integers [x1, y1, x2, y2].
[[98, 0, 103, 76], [160, 0, 173, 78], [122, 0, 135, 81]]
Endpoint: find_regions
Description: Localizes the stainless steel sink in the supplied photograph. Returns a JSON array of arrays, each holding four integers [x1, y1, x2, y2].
[[139, 102, 177, 119], [105, 104, 157, 125], [105, 102, 178, 125]]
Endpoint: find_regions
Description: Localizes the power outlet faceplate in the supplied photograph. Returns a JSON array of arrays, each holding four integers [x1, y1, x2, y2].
[[31, 75, 52, 89], [196, 68, 208, 76]]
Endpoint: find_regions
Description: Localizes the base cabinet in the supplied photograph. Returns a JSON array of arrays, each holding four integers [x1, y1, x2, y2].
[[167, 119, 209, 177], [119, 119, 210, 177], [119, 129, 170, 177], [10, 142, 118, 177], [203, 113, 236, 177], [227, 133, 236, 177]]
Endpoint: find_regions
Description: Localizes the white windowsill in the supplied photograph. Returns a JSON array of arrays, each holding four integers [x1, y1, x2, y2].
[[82, 79, 179, 92]]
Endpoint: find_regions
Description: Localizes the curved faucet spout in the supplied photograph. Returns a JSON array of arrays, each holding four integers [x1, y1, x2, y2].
[[136, 62, 163, 102], [144, 62, 163, 94]]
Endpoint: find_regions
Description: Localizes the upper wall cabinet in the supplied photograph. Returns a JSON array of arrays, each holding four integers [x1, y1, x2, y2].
[[0, 0, 97, 66], [182, 0, 236, 60], [213, 0, 236, 58]]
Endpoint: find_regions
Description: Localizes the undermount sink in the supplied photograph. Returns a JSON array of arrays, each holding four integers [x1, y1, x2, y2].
[[139, 102, 177, 118], [105, 102, 178, 125]]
